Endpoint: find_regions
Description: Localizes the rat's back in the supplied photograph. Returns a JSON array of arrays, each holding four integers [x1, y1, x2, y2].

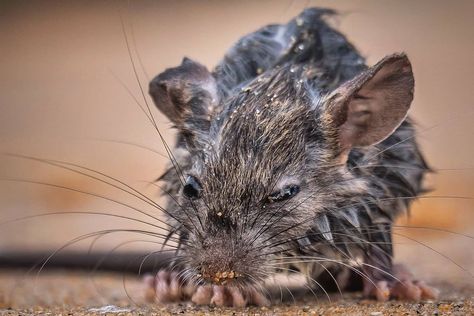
[[214, 8, 367, 96]]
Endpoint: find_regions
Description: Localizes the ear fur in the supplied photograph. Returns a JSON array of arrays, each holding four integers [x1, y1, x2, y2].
[[324, 53, 414, 150], [149, 57, 219, 129]]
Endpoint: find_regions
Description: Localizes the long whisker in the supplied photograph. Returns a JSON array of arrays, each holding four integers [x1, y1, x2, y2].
[[360, 112, 474, 166], [125, 2, 150, 82], [1, 178, 176, 232], [117, 11, 207, 235], [257, 191, 474, 253], [108, 69, 157, 127], [391, 230, 474, 278], [3, 154, 167, 214], [34, 228, 175, 280], [86, 239, 177, 301], [2, 153, 200, 235], [392, 225, 474, 239], [267, 256, 382, 293], [280, 266, 328, 302], [118, 14, 188, 186], [90, 138, 168, 159], [0, 210, 174, 233], [251, 176, 361, 246]]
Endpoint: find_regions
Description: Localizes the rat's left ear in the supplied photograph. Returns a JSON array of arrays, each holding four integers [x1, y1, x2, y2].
[[149, 58, 219, 149], [324, 53, 414, 151]]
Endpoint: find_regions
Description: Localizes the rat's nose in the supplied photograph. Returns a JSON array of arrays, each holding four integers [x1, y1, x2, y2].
[[195, 233, 247, 284]]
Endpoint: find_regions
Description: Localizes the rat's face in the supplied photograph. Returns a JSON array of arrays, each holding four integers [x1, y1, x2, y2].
[[150, 54, 414, 286], [178, 72, 324, 285]]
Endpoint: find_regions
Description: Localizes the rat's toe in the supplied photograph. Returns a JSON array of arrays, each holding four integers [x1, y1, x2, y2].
[[209, 285, 227, 306], [363, 263, 438, 302], [191, 285, 213, 305], [390, 264, 439, 301], [248, 287, 271, 306], [391, 279, 439, 300], [228, 287, 247, 307], [364, 280, 390, 302], [150, 270, 188, 303], [391, 280, 422, 300], [416, 280, 440, 299], [193, 285, 268, 307], [208, 285, 246, 307]]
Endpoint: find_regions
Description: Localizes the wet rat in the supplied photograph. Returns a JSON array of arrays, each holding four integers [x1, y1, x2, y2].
[[145, 8, 439, 307]]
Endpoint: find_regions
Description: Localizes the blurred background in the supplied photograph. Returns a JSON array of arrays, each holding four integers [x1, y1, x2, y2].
[[0, 0, 473, 287]]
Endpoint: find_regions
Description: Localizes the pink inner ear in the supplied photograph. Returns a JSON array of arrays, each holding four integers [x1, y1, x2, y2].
[[327, 53, 414, 149], [346, 99, 372, 126]]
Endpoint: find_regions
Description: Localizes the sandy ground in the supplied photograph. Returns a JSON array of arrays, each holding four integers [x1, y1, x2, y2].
[[0, 215, 473, 315], [0, 252, 474, 316], [0, 268, 472, 316]]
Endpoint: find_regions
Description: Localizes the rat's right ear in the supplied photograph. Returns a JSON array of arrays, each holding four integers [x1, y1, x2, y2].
[[149, 58, 219, 148], [323, 53, 414, 152]]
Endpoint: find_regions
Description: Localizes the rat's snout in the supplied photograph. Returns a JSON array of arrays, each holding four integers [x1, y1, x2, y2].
[[192, 233, 255, 286], [197, 246, 243, 285]]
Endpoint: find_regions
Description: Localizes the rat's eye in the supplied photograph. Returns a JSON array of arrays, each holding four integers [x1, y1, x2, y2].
[[267, 185, 300, 203], [183, 175, 202, 199]]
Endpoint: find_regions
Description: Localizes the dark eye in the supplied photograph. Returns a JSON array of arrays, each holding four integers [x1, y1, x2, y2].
[[267, 185, 300, 203], [183, 175, 202, 199]]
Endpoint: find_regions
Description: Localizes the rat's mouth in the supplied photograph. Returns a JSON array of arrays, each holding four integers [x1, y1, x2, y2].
[[199, 269, 244, 285]]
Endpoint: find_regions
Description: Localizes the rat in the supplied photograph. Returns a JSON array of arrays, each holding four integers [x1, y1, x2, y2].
[[145, 8, 439, 307]]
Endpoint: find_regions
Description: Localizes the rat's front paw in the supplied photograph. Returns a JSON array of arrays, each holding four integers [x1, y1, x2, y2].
[[144, 270, 196, 303], [145, 270, 270, 307], [191, 285, 270, 307], [363, 264, 439, 301]]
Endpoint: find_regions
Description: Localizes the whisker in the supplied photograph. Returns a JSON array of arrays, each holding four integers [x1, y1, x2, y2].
[[117, 11, 207, 235], [391, 225, 474, 239], [359, 111, 474, 166], [267, 256, 382, 294], [0, 178, 176, 233], [273, 266, 326, 303], [0, 210, 173, 234], [392, 230, 474, 278], [137, 251, 186, 277], [108, 69, 157, 127], [89, 138, 167, 159], [2, 153, 181, 220], [256, 191, 474, 254], [36, 229, 170, 272], [86, 239, 177, 302]]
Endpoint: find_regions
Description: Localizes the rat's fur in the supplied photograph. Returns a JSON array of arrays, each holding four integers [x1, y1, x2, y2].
[[148, 8, 431, 305]]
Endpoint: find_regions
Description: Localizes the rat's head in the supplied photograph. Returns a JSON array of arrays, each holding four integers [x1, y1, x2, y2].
[[149, 54, 414, 286]]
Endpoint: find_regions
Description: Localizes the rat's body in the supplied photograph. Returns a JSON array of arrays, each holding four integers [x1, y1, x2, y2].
[[148, 8, 437, 306]]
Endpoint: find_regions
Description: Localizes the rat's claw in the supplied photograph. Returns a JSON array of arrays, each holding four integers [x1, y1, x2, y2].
[[389, 264, 439, 300], [248, 287, 271, 306], [390, 279, 439, 300], [145, 270, 195, 303], [191, 285, 270, 307], [363, 264, 439, 301], [364, 280, 391, 302], [191, 285, 213, 305], [227, 286, 247, 307]]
